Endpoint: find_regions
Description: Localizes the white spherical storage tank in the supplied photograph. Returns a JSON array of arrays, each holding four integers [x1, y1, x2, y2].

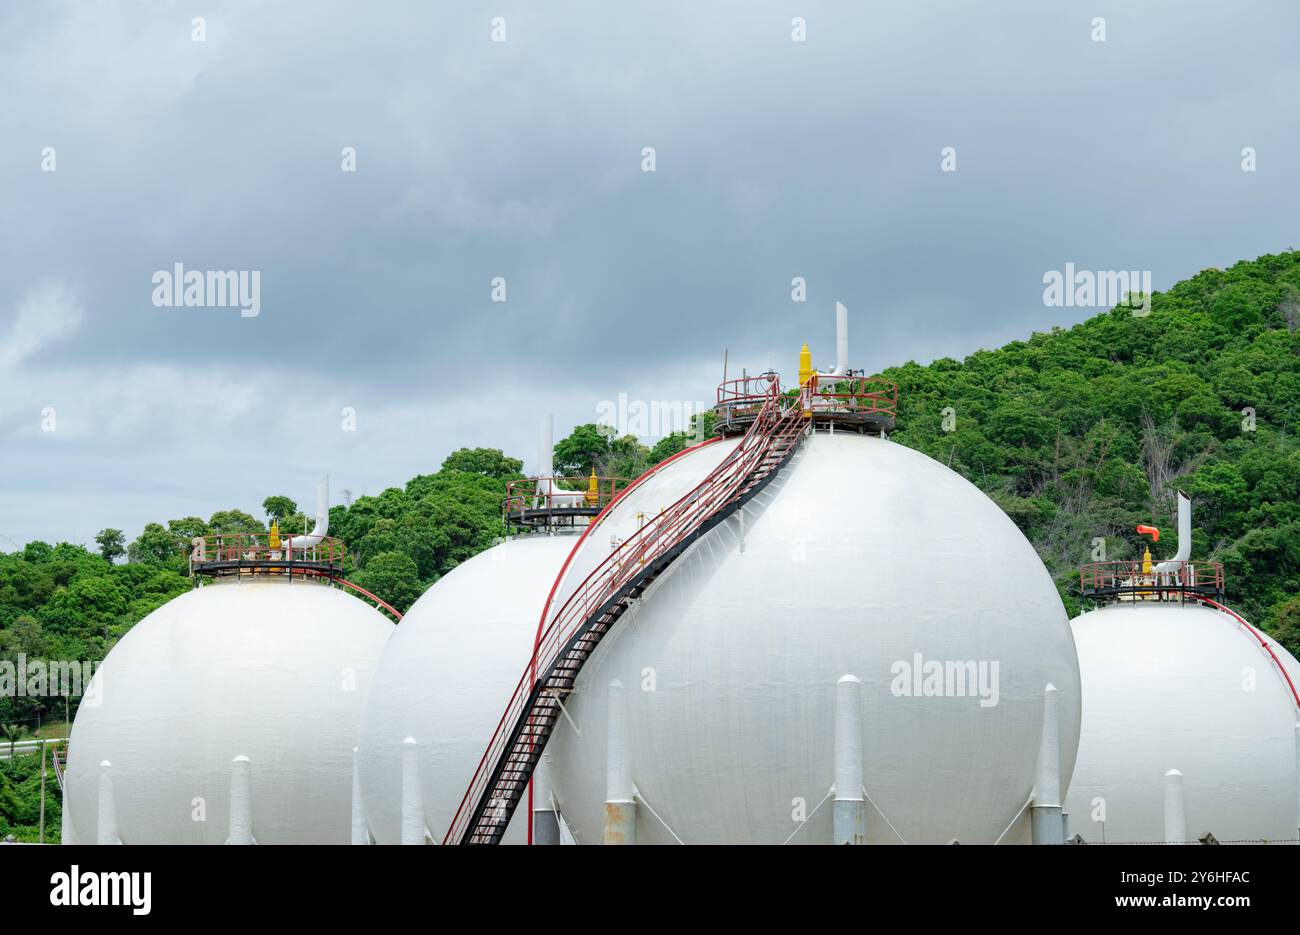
[[357, 533, 578, 844], [1066, 601, 1300, 844], [64, 578, 394, 844], [544, 430, 1081, 844]]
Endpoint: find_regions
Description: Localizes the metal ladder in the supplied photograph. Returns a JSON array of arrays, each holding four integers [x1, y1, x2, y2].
[[445, 377, 810, 844]]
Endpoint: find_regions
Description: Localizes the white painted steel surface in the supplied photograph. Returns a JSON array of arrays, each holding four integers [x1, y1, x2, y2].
[[65, 578, 393, 844], [1067, 601, 1300, 843], [548, 432, 1080, 844]]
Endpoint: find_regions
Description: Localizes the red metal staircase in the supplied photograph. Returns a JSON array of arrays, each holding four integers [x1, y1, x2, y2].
[[445, 375, 809, 844]]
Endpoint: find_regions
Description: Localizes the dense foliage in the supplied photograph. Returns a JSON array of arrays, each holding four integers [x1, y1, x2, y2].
[[2, 250, 1297, 840], [883, 250, 1300, 635]]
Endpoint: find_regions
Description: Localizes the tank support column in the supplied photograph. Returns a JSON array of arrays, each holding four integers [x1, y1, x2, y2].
[[601, 680, 636, 845], [833, 674, 866, 844], [401, 737, 426, 844], [1294, 723, 1300, 843], [96, 760, 121, 845], [227, 755, 254, 844], [61, 773, 73, 844], [533, 756, 561, 845], [1030, 683, 1063, 844], [351, 746, 369, 845], [1164, 769, 1186, 844]]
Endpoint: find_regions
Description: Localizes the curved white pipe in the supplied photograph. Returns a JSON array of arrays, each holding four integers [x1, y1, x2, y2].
[[834, 301, 848, 375], [538, 415, 554, 480], [285, 476, 329, 549], [533, 415, 585, 508], [1154, 491, 1191, 580]]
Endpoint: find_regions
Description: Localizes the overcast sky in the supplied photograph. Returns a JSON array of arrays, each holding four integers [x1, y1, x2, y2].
[[2, 1, 1298, 548]]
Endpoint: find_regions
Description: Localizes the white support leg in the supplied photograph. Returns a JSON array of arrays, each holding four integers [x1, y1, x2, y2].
[[532, 755, 561, 846], [61, 778, 74, 844], [1294, 722, 1299, 843], [1030, 683, 1063, 845], [400, 736, 426, 845], [351, 746, 369, 845], [227, 755, 254, 845], [601, 679, 636, 845], [1164, 769, 1186, 845], [832, 674, 866, 845], [96, 760, 120, 845]]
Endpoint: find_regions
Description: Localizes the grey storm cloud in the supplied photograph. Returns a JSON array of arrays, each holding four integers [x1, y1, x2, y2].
[[1, 0, 1299, 546]]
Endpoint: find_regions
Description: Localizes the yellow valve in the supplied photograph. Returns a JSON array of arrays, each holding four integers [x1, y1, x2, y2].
[[798, 343, 813, 387], [1141, 546, 1152, 576], [268, 521, 281, 549], [585, 468, 600, 506]]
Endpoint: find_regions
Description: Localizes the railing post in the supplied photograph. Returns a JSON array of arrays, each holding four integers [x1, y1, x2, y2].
[[39, 740, 46, 843]]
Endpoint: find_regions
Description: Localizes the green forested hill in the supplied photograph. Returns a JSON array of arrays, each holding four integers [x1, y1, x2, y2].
[[2, 249, 1299, 840], [882, 249, 1300, 639]]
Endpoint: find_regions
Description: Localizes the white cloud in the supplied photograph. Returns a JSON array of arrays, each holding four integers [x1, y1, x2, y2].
[[0, 283, 83, 371]]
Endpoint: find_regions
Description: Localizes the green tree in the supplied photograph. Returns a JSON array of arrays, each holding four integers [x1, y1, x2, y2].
[[206, 509, 265, 535], [440, 447, 524, 478], [127, 523, 181, 565], [93, 529, 125, 563], [2, 724, 20, 757], [261, 496, 299, 523], [351, 551, 424, 613]]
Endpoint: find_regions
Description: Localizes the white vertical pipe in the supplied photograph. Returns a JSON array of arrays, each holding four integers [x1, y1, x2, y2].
[[532, 755, 561, 846], [227, 755, 254, 845], [39, 740, 46, 842], [601, 679, 636, 845], [96, 760, 119, 845], [835, 301, 848, 374], [351, 746, 368, 845], [832, 674, 866, 844], [1295, 722, 1300, 842], [1030, 683, 1063, 844], [539, 415, 554, 478], [61, 778, 73, 844], [536, 415, 556, 504], [1164, 769, 1186, 844], [400, 736, 425, 845]]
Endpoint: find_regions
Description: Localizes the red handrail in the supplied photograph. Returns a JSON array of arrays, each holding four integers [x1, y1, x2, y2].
[[1192, 596, 1300, 711], [716, 373, 778, 407], [1080, 560, 1224, 596], [189, 533, 347, 569], [446, 374, 808, 843], [803, 373, 898, 417], [294, 569, 404, 622], [522, 437, 721, 842], [502, 476, 631, 518]]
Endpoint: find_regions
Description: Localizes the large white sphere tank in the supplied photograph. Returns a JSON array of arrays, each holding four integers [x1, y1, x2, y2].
[[357, 532, 578, 844], [64, 578, 394, 844], [1066, 601, 1300, 843], [546, 431, 1081, 844]]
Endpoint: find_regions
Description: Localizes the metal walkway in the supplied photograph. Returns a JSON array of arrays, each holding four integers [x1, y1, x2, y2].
[[445, 375, 809, 844]]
